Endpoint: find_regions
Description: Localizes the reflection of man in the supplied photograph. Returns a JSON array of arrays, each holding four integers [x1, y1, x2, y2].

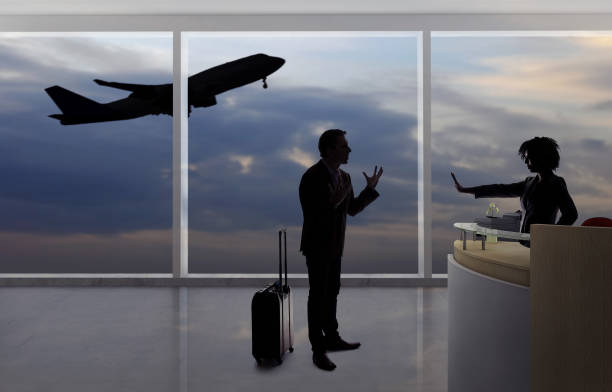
[[299, 129, 383, 371]]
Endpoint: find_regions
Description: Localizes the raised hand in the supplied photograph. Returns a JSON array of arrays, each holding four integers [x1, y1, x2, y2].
[[330, 172, 351, 207], [363, 166, 383, 189], [451, 172, 469, 193]]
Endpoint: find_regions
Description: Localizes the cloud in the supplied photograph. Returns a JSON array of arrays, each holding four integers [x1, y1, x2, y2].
[[383, 175, 416, 188], [450, 156, 507, 171], [282, 147, 316, 169], [0, 68, 36, 82], [0, 35, 172, 77], [588, 99, 612, 110], [310, 121, 337, 137], [0, 229, 171, 273], [228, 154, 254, 174], [571, 35, 612, 49], [580, 138, 609, 151], [188, 86, 418, 235], [7, 34, 612, 275], [448, 41, 612, 109], [188, 222, 419, 274], [223, 96, 237, 107], [430, 36, 612, 270], [565, 162, 612, 198], [431, 80, 611, 183], [0, 110, 173, 235]]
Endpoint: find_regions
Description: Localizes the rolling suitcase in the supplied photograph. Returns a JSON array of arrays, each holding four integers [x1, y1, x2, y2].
[[251, 229, 294, 364]]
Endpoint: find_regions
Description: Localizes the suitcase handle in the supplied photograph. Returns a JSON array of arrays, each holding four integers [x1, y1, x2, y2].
[[284, 229, 288, 291], [278, 229, 289, 291]]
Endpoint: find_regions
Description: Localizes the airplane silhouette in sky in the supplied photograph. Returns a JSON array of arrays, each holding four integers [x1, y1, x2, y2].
[[45, 53, 285, 125]]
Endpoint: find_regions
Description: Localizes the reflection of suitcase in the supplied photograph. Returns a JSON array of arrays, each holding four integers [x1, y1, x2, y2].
[[251, 229, 294, 364]]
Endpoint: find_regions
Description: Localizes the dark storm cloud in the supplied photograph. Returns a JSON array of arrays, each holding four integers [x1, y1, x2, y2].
[[0, 36, 176, 235], [1, 68, 417, 237], [580, 137, 609, 151], [188, 86, 419, 233], [433, 84, 559, 136], [0, 36, 171, 110], [431, 85, 563, 204], [1, 36, 417, 247], [0, 111, 173, 234]]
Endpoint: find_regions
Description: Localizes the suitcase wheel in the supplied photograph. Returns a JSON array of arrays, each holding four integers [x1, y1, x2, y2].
[[289, 347, 294, 353], [255, 358, 262, 365], [277, 357, 283, 364]]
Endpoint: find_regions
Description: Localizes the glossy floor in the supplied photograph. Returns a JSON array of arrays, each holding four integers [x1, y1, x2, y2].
[[0, 287, 448, 392]]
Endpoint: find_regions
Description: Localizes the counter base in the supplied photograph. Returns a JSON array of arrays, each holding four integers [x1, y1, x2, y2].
[[448, 254, 529, 392]]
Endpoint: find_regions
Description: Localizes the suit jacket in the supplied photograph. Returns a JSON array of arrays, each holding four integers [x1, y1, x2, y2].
[[473, 174, 578, 233], [299, 160, 379, 259]]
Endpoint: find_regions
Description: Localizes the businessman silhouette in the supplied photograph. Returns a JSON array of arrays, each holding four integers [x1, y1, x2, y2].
[[299, 129, 383, 371]]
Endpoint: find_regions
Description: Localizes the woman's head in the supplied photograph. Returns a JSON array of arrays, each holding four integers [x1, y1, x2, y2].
[[518, 137, 560, 172]]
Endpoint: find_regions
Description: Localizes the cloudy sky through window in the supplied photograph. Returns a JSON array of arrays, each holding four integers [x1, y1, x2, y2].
[[0, 32, 610, 274], [432, 34, 612, 272]]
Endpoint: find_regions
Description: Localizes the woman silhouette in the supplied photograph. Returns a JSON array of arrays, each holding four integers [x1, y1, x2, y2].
[[451, 137, 578, 245]]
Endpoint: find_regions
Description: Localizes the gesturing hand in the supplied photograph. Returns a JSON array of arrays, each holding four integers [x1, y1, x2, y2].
[[451, 172, 466, 193], [363, 166, 383, 189], [330, 172, 351, 207]]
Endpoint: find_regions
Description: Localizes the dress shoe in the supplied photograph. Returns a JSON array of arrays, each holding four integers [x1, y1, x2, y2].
[[325, 337, 361, 351], [313, 352, 336, 371]]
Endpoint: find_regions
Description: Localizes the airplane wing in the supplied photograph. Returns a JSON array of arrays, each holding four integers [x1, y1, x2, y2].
[[94, 79, 153, 92], [94, 79, 171, 100]]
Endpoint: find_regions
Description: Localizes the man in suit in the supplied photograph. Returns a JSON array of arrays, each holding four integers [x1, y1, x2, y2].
[[299, 129, 383, 371]]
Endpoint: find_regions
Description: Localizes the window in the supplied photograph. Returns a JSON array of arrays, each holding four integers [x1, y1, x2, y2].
[[431, 33, 612, 273], [0, 33, 173, 273], [2, 15, 609, 281], [187, 33, 419, 273]]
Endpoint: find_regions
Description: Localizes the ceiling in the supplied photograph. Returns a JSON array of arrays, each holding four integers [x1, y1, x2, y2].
[[3, 0, 612, 15]]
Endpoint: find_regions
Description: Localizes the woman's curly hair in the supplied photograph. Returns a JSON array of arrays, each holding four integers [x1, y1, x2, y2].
[[518, 137, 560, 171]]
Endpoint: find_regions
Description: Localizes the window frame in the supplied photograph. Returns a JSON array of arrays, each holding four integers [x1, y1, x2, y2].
[[1, 14, 611, 285]]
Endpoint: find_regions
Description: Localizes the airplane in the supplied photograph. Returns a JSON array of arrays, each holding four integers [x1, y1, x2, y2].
[[45, 53, 285, 125]]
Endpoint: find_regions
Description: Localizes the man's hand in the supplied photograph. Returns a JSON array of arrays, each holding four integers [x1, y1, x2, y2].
[[330, 173, 351, 207], [363, 166, 383, 189]]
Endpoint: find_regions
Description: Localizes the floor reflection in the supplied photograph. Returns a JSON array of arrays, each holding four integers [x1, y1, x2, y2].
[[177, 287, 188, 392], [1, 287, 448, 392]]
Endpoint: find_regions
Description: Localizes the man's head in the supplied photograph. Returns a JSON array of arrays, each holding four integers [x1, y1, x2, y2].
[[518, 136, 560, 172], [318, 129, 351, 165]]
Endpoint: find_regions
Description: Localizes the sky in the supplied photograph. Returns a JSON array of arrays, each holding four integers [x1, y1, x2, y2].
[[0, 32, 611, 274], [186, 33, 418, 273], [0, 33, 174, 273]]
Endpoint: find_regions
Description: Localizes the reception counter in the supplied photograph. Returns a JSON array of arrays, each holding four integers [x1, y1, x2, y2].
[[449, 224, 612, 392], [448, 240, 530, 392], [452, 239, 530, 286]]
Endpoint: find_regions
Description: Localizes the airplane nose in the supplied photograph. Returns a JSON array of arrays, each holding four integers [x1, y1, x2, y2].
[[271, 56, 285, 71]]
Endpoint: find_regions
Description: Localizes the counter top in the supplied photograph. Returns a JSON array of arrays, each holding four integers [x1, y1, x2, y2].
[[453, 239, 530, 287]]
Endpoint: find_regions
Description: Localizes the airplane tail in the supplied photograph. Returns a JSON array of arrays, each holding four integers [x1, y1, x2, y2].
[[45, 85, 117, 125], [45, 85, 103, 115]]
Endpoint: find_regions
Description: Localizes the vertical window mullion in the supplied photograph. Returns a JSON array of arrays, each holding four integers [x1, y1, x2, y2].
[[173, 31, 189, 278], [418, 30, 432, 278]]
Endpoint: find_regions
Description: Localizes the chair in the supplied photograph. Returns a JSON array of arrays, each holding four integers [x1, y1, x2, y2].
[[581, 217, 612, 227]]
